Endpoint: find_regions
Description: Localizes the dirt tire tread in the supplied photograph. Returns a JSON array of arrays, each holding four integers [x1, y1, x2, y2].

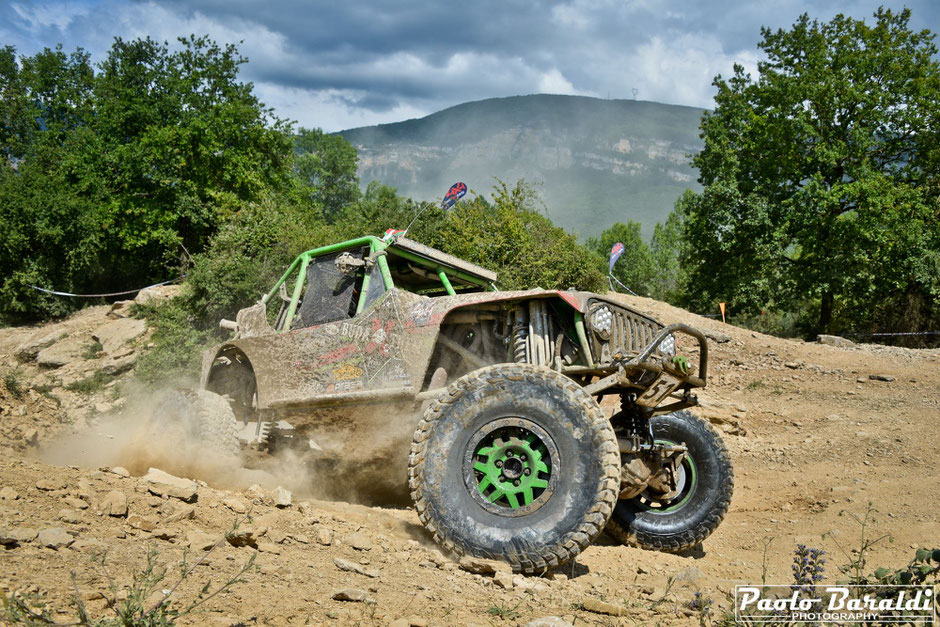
[[408, 363, 619, 574]]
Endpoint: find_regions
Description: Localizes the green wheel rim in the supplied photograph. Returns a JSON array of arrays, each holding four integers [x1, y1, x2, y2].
[[635, 439, 697, 513], [463, 418, 558, 517]]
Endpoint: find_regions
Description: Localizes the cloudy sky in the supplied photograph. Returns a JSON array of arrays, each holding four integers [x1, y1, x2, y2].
[[2, 0, 938, 131]]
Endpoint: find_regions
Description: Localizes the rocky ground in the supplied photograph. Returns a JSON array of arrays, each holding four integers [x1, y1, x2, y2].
[[0, 292, 938, 625]]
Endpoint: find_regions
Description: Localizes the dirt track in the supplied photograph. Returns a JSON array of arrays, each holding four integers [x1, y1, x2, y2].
[[1, 296, 938, 625]]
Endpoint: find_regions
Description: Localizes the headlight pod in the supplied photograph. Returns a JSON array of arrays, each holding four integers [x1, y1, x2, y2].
[[659, 333, 676, 356], [590, 306, 613, 340]]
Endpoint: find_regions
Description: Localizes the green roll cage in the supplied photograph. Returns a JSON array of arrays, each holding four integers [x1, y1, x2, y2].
[[260, 235, 498, 332]]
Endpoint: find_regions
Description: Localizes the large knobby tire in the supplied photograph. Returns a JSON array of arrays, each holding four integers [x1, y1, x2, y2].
[[157, 389, 240, 459], [606, 410, 733, 552], [408, 364, 620, 575]]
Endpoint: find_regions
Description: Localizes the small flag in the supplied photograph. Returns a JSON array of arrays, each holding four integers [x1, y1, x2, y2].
[[608, 242, 625, 274], [719, 302, 726, 323], [382, 228, 406, 242], [441, 182, 467, 209]]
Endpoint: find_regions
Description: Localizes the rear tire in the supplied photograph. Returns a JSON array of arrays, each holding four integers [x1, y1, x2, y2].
[[157, 389, 240, 459], [408, 364, 620, 574], [606, 410, 733, 552]]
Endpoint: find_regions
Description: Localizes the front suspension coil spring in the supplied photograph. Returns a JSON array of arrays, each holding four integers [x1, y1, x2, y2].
[[512, 305, 529, 363], [512, 323, 528, 363], [621, 395, 651, 441]]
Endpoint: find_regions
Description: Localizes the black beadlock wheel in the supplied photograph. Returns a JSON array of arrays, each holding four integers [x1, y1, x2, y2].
[[408, 364, 620, 574], [606, 410, 733, 552]]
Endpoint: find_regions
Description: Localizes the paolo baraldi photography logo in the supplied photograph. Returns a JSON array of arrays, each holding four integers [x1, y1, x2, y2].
[[734, 584, 937, 624]]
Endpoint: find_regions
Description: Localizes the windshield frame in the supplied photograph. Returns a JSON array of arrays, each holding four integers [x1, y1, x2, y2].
[[262, 235, 497, 332]]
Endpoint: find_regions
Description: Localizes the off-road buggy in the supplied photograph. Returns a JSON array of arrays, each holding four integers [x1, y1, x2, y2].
[[176, 234, 733, 574]]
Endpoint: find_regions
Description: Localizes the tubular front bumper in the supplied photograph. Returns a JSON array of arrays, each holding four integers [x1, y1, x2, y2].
[[583, 323, 709, 413]]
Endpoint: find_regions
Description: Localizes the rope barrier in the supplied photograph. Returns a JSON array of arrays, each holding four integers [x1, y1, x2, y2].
[[26, 277, 182, 299], [846, 331, 940, 337]]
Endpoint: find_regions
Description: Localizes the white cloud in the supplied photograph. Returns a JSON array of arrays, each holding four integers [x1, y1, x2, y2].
[[538, 68, 579, 95], [10, 1, 89, 33], [615, 32, 760, 107], [253, 83, 427, 131], [1, 0, 933, 130]]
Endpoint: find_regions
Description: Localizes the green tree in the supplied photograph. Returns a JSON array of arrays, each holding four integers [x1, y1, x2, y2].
[[294, 127, 361, 219], [682, 8, 940, 336], [431, 179, 606, 292], [588, 221, 654, 297], [0, 37, 297, 321], [649, 200, 686, 302]]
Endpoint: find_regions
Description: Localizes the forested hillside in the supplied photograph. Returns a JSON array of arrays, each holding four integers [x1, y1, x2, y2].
[[340, 94, 704, 238]]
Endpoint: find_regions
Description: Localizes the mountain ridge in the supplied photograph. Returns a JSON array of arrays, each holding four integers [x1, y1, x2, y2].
[[339, 94, 706, 238]]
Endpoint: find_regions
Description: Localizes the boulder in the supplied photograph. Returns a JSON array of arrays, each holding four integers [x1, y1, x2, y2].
[[185, 530, 218, 551], [36, 478, 67, 491], [273, 486, 292, 508], [225, 527, 259, 547], [107, 300, 134, 319], [135, 285, 181, 305], [162, 505, 195, 524], [222, 498, 248, 514], [38, 527, 74, 550], [93, 318, 147, 355], [581, 598, 626, 616], [332, 588, 374, 603], [126, 514, 158, 532], [142, 468, 198, 502], [15, 329, 67, 361], [0, 527, 38, 546], [526, 618, 574, 627], [98, 490, 128, 517], [101, 354, 137, 376], [346, 532, 373, 551], [36, 337, 86, 368], [316, 527, 333, 546], [704, 329, 732, 343], [457, 555, 511, 575], [817, 334, 855, 348], [333, 557, 380, 578]]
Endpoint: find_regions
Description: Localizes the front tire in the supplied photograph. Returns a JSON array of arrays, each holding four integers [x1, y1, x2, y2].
[[606, 410, 733, 552], [408, 364, 620, 574]]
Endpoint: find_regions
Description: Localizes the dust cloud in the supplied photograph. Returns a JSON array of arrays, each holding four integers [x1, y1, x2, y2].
[[37, 382, 424, 506]]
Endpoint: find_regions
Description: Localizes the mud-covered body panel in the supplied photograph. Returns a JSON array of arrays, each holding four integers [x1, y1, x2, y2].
[[200, 288, 589, 411]]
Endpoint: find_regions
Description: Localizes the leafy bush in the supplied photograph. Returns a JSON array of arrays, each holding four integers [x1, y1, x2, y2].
[[132, 299, 218, 385]]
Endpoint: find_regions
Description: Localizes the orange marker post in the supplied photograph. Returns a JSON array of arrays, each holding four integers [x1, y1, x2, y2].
[[719, 302, 726, 323]]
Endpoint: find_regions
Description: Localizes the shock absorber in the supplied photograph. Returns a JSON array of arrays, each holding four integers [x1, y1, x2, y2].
[[512, 305, 529, 363], [620, 393, 651, 444]]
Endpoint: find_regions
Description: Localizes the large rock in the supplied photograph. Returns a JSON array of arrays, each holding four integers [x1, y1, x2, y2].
[[93, 318, 147, 355], [142, 468, 198, 502], [100, 353, 138, 376], [581, 598, 626, 616], [818, 334, 855, 348], [332, 588, 374, 603], [273, 486, 292, 508], [704, 329, 732, 343], [333, 557, 380, 578], [458, 555, 511, 575], [225, 527, 259, 547], [135, 284, 181, 305], [185, 530, 218, 551], [0, 527, 38, 546], [38, 527, 74, 550], [36, 337, 86, 368], [15, 329, 67, 361], [98, 490, 128, 517]]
